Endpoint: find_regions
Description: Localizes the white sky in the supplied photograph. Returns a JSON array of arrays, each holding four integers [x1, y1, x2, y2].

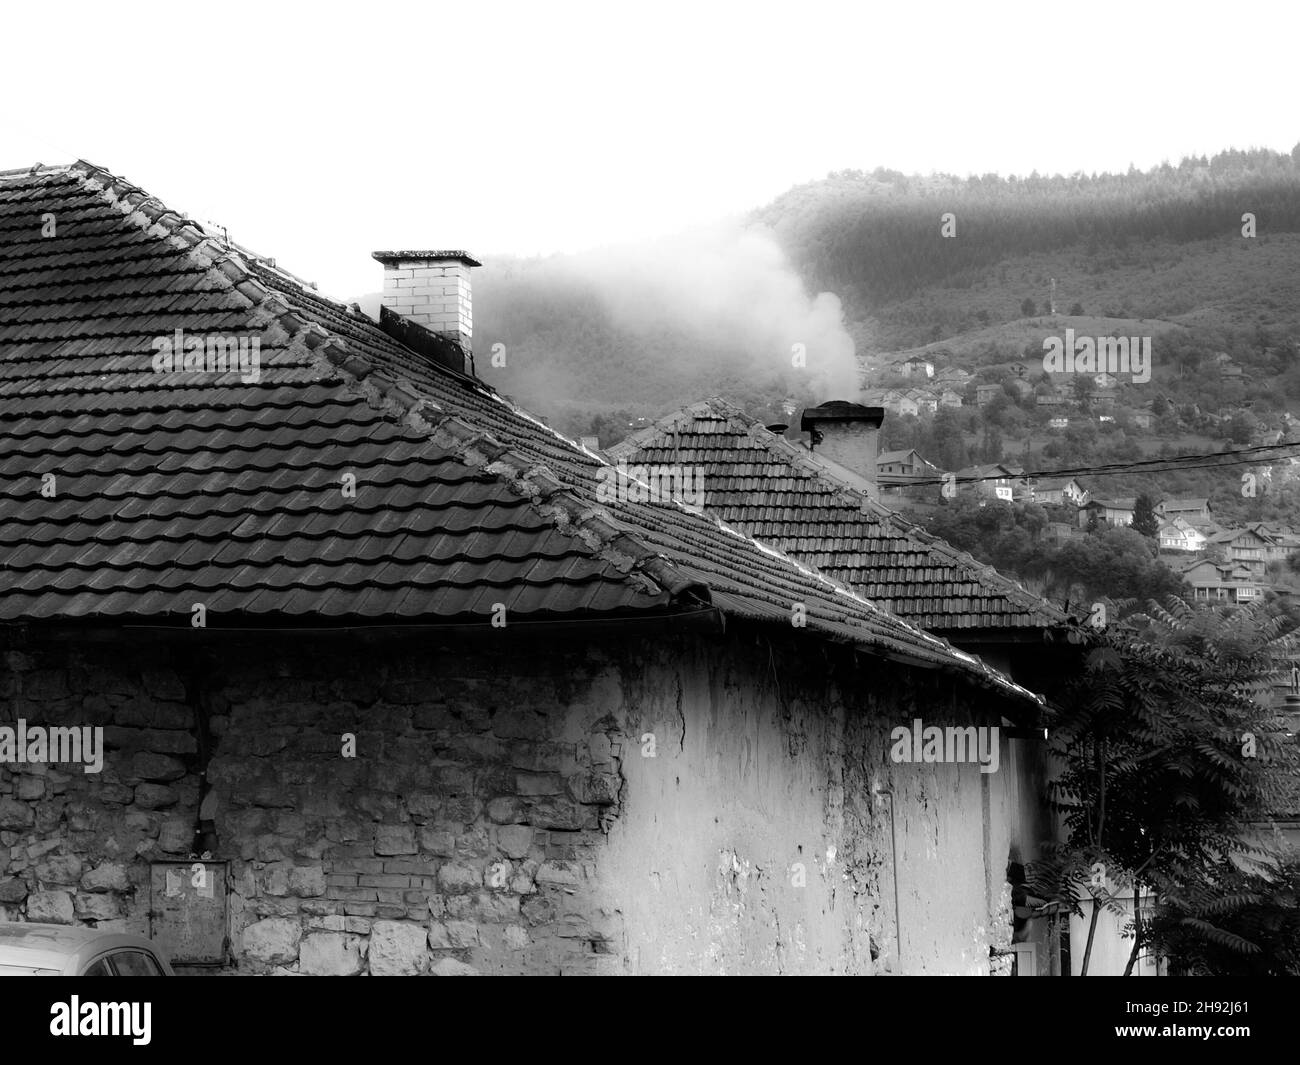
[[2, 0, 1295, 298]]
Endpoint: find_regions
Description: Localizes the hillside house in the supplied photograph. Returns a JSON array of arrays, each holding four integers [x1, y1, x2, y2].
[[1158, 518, 1209, 553], [0, 162, 1058, 977], [975, 383, 1001, 406], [1085, 392, 1115, 412], [1036, 389, 1065, 407], [956, 463, 1021, 503], [893, 394, 919, 417], [938, 389, 963, 409], [1079, 498, 1140, 529], [1130, 411, 1153, 430], [871, 390, 920, 418], [1257, 524, 1300, 563], [1030, 478, 1087, 507], [1047, 417, 1069, 430], [1008, 378, 1033, 400], [899, 355, 934, 379], [1160, 498, 1214, 527], [1178, 559, 1265, 604], [1044, 521, 1083, 545], [934, 368, 971, 388], [1206, 527, 1276, 576], [877, 449, 941, 480]]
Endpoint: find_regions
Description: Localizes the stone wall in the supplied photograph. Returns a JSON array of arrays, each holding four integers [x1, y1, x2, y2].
[[0, 624, 1045, 974]]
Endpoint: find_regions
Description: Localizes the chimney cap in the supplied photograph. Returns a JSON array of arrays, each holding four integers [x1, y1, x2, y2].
[[799, 401, 884, 431], [765, 423, 789, 435], [372, 250, 482, 267]]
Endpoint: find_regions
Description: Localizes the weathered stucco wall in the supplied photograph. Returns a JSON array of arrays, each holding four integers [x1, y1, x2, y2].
[[0, 626, 1046, 974]]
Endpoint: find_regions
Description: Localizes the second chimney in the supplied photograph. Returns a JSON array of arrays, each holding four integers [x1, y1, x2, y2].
[[372, 250, 481, 353], [800, 400, 884, 498]]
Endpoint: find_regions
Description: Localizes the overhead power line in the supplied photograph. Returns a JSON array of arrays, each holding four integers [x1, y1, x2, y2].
[[896, 440, 1300, 488]]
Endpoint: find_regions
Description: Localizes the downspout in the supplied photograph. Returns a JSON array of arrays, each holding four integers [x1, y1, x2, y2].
[[873, 786, 902, 974]]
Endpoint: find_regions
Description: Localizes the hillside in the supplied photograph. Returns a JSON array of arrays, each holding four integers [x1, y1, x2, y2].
[[847, 231, 1300, 357], [758, 149, 1300, 339], [442, 148, 1300, 448], [351, 147, 1300, 602]]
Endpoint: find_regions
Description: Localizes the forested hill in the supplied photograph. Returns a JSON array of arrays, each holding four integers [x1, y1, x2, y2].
[[759, 148, 1300, 304], [448, 146, 1300, 441]]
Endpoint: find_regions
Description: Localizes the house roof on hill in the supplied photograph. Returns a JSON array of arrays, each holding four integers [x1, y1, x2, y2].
[[956, 464, 1018, 481], [609, 399, 1069, 635], [1207, 527, 1274, 545], [877, 449, 934, 466], [1162, 498, 1210, 511], [0, 161, 1034, 702]]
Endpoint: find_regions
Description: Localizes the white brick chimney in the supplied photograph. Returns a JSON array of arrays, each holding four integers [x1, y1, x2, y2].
[[800, 400, 884, 498], [372, 250, 481, 352]]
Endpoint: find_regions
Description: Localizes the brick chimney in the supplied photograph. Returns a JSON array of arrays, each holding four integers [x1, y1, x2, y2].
[[800, 400, 884, 498], [372, 250, 481, 353]]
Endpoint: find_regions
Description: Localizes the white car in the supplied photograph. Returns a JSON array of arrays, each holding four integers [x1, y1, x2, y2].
[[0, 923, 174, 976]]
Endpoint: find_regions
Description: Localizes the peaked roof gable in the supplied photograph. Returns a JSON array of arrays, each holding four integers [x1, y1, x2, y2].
[[610, 398, 1069, 634], [0, 162, 1032, 701]]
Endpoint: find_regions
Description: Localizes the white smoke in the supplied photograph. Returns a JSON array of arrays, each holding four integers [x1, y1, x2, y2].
[[552, 220, 858, 399], [354, 221, 860, 420]]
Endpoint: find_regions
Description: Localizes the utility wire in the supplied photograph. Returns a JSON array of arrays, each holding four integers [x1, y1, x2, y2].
[[893, 441, 1300, 488]]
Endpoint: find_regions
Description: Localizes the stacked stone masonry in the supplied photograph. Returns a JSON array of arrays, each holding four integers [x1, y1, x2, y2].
[[0, 628, 1041, 975]]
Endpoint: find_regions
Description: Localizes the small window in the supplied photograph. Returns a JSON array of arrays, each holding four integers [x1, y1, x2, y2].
[[81, 957, 114, 976], [110, 951, 164, 976]]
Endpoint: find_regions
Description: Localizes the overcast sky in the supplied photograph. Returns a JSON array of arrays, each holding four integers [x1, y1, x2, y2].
[[2, 0, 1295, 298]]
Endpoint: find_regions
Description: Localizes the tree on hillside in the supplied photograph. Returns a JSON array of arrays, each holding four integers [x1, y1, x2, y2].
[[1070, 302, 1085, 316], [1072, 374, 1092, 407], [927, 409, 970, 472], [1032, 599, 1300, 975], [977, 425, 1004, 464], [1050, 526, 1186, 603], [1021, 298, 1037, 317], [1132, 493, 1160, 538], [1226, 410, 1257, 445]]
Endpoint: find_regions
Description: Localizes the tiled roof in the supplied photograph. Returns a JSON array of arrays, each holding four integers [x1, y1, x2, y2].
[[1207, 527, 1271, 544], [609, 399, 1069, 634], [955, 463, 1017, 481], [877, 449, 928, 466], [0, 162, 1035, 702]]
